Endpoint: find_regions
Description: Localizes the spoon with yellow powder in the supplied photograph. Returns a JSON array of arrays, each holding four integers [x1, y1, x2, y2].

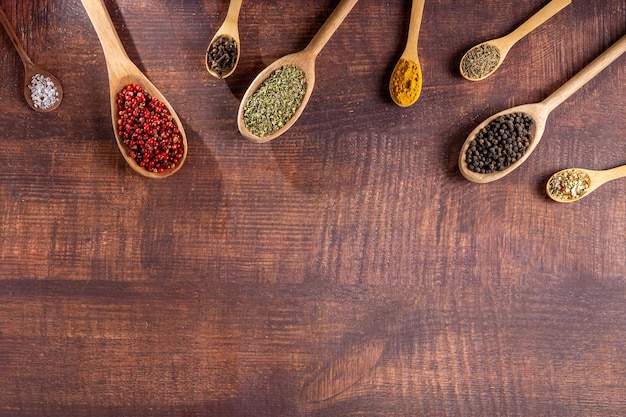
[[459, 0, 571, 81], [389, 0, 425, 107]]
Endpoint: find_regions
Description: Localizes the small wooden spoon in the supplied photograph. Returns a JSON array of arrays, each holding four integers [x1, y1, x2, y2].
[[460, 0, 571, 81], [237, 0, 359, 143], [546, 165, 626, 203], [389, 0, 425, 107], [80, 0, 187, 179], [206, 0, 243, 79], [0, 6, 62, 112], [459, 32, 626, 184]]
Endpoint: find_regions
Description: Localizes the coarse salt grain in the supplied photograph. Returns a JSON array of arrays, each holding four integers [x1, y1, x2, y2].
[[29, 73, 59, 110]]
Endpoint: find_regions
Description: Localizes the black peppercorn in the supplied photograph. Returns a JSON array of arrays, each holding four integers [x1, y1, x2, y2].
[[465, 112, 534, 174]]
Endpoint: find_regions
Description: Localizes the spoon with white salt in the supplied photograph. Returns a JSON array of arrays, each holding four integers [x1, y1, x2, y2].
[[459, 0, 571, 81], [0, 6, 62, 112]]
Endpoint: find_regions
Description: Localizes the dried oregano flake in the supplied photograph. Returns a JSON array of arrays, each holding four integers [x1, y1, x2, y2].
[[243, 65, 307, 137]]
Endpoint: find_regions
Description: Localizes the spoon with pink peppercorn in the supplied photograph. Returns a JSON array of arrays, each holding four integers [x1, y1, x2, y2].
[[0, 6, 63, 112], [80, 0, 187, 178]]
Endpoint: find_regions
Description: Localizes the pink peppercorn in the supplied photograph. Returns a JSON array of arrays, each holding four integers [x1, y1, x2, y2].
[[117, 84, 183, 173]]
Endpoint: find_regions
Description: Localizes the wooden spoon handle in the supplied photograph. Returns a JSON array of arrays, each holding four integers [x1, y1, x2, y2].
[[406, 0, 426, 48], [0, 6, 33, 66], [605, 165, 626, 182], [224, 0, 243, 25], [305, 0, 359, 57], [542, 33, 626, 111], [80, 0, 131, 75], [504, 0, 571, 47]]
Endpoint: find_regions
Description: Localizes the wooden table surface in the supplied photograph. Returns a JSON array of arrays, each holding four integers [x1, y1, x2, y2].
[[1, 0, 625, 416]]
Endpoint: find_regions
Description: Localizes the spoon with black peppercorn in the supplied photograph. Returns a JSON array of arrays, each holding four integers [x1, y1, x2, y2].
[[206, 0, 243, 78], [0, 6, 63, 112], [80, 0, 187, 179], [547, 165, 626, 203], [237, 0, 359, 143], [459, 32, 626, 183], [460, 0, 571, 81]]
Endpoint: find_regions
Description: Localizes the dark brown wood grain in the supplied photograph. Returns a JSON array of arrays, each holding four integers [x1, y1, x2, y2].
[[1, 0, 625, 416]]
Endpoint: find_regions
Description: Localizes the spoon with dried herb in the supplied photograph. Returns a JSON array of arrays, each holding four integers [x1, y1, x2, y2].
[[80, 0, 188, 178], [459, 32, 626, 183], [0, 6, 63, 112], [460, 0, 571, 81], [389, 0, 425, 107], [547, 166, 626, 203], [206, 0, 243, 79], [237, 0, 359, 143]]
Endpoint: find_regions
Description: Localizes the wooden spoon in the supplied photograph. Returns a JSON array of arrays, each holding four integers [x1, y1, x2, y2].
[[0, 6, 62, 112], [80, 0, 187, 179], [389, 0, 425, 107], [237, 0, 359, 143], [206, 0, 243, 79], [547, 165, 626, 203], [460, 0, 571, 81], [459, 32, 626, 184]]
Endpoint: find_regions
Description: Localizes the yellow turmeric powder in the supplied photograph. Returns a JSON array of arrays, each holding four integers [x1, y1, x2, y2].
[[390, 59, 422, 106]]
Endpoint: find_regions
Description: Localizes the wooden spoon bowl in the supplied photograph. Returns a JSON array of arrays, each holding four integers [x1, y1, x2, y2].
[[0, 6, 62, 112], [459, 103, 546, 183], [237, 51, 316, 143], [80, 0, 187, 179]]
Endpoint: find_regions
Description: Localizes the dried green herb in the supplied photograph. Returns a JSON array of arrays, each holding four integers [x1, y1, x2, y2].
[[243, 65, 307, 137], [547, 169, 591, 201], [461, 43, 501, 80]]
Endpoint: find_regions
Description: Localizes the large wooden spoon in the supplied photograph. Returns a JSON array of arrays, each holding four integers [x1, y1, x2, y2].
[[546, 165, 626, 203], [460, 0, 571, 81], [206, 0, 243, 79], [459, 32, 626, 184], [0, 6, 62, 112], [80, 0, 187, 179], [389, 0, 426, 107], [237, 0, 359, 143]]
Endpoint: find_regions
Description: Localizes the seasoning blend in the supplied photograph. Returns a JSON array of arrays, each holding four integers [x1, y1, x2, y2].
[[547, 169, 591, 202], [242, 65, 307, 138]]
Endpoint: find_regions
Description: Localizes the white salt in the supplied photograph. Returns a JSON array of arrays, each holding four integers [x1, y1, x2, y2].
[[29, 73, 59, 110]]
